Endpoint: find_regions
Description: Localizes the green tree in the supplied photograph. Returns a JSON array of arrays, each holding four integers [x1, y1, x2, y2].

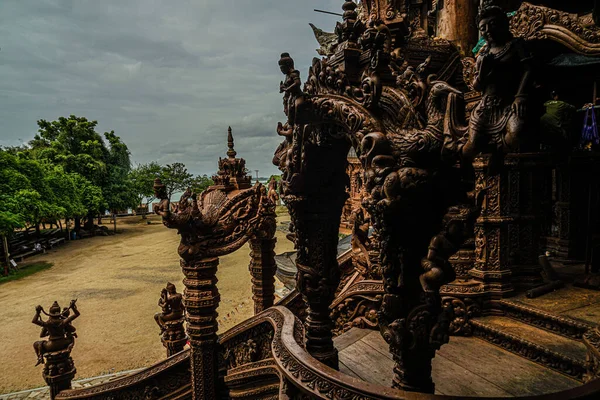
[[189, 174, 214, 194], [0, 150, 63, 236], [31, 116, 135, 231], [129, 162, 162, 218], [161, 162, 193, 199], [267, 175, 281, 183]]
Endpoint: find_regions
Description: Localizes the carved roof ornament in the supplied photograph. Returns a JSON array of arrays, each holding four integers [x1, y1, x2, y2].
[[213, 127, 252, 191], [158, 129, 275, 260], [226, 126, 237, 159], [335, 1, 365, 50], [510, 2, 600, 56], [360, 0, 408, 28]]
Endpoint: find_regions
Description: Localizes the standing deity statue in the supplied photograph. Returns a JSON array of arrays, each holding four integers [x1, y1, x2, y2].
[[267, 177, 280, 205], [279, 53, 304, 127], [154, 282, 185, 333], [451, 4, 534, 161], [32, 300, 80, 366], [153, 178, 170, 217]]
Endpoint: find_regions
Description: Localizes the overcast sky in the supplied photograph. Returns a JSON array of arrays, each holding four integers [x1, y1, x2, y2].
[[0, 0, 343, 177]]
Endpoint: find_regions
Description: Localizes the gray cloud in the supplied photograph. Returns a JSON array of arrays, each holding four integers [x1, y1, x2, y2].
[[0, 0, 344, 177]]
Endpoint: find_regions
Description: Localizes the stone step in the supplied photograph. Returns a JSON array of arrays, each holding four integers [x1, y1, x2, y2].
[[471, 315, 588, 381], [498, 299, 593, 340]]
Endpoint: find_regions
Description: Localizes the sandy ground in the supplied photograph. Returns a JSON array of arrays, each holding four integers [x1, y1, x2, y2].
[[0, 213, 294, 394]]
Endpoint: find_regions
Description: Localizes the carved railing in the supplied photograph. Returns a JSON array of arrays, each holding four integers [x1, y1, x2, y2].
[[53, 306, 600, 400]]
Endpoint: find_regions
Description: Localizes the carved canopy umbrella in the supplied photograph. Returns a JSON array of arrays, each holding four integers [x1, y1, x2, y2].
[[156, 128, 277, 400]]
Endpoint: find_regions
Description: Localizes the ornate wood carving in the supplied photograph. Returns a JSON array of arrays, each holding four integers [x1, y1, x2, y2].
[[583, 327, 600, 383], [156, 129, 276, 400], [274, 4, 471, 388], [471, 318, 587, 380], [56, 351, 190, 400], [499, 299, 591, 341], [511, 2, 600, 56], [249, 237, 278, 314], [154, 282, 187, 357], [33, 300, 79, 400], [331, 280, 384, 336]]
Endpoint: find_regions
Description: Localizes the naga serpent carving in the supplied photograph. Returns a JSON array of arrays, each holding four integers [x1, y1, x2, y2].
[[273, 2, 476, 391], [156, 132, 277, 399]]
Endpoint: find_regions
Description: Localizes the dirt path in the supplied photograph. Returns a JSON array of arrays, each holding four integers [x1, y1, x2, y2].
[[0, 214, 294, 393]]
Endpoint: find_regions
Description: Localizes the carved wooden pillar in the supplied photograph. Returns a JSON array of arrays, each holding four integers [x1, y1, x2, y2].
[[285, 141, 349, 369], [44, 351, 76, 400], [469, 154, 514, 297], [161, 319, 187, 357], [249, 237, 277, 314], [436, 0, 480, 54], [181, 256, 220, 400], [290, 197, 346, 369], [469, 153, 549, 297], [505, 154, 549, 289]]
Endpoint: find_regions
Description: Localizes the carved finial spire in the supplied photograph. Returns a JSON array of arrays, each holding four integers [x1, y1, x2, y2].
[[227, 126, 236, 159], [335, 1, 363, 48]]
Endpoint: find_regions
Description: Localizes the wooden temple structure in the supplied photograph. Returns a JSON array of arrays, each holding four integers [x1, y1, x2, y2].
[[29, 1, 600, 399]]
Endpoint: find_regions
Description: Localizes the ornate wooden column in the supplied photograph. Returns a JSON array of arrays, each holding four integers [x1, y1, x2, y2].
[[182, 256, 220, 399], [469, 154, 514, 297], [469, 153, 549, 297], [156, 127, 277, 400], [284, 141, 350, 369], [249, 236, 278, 315]]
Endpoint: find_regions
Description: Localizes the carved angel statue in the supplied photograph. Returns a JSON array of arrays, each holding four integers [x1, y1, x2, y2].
[[154, 282, 185, 334], [32, 300, 80, 366], [445, 4, 534, 162], [279, 53, 304, 127]]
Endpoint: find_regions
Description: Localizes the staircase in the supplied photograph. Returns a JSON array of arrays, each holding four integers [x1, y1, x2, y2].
[[471, 299, 593, 381]]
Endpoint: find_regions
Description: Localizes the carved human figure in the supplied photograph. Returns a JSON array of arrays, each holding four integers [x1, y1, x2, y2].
[[279, 53, 304, 126], [154, 282, 185, 334], [152, 178, 170, 217], [460, 5, 534, 160], [32, 300, 80, 366], [350, 207, 372, 271], [267, 177, 280, 205]]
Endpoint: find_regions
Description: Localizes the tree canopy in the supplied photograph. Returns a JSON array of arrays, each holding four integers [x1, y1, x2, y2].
[[160, 162, 193, 199], [1, 115, 222, 241]]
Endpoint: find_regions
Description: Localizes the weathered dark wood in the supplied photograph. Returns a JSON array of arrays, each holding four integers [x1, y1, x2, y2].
[[336, 329, 580, 398], [439, 335, 580, 396], [353, 331, 512, 397], [156, 130, 277, 400], [475, 315, 588, 361]]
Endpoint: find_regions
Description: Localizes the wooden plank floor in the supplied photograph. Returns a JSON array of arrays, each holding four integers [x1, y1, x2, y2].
[[334, 329, 581, 397]]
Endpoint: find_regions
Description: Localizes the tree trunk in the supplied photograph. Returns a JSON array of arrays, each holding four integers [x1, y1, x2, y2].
[[98, 215, 103, 225], [2, 234, 10, 277], [35, 223, 41, 238], [58, 219, 63, 232], [65, 218, 70, 240], [113, 213, 117, 233], [84, 211, 94, 230], [74, 217, 81, 234]]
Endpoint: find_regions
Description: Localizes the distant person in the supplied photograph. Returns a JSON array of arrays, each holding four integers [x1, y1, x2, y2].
[[540, 91, 576, 149]]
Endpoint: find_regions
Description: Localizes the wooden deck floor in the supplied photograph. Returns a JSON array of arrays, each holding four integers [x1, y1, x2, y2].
[[334, 329, 581, 397]]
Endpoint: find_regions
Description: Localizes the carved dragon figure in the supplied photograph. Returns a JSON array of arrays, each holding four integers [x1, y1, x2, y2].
[[154, 179, 274, 260]]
